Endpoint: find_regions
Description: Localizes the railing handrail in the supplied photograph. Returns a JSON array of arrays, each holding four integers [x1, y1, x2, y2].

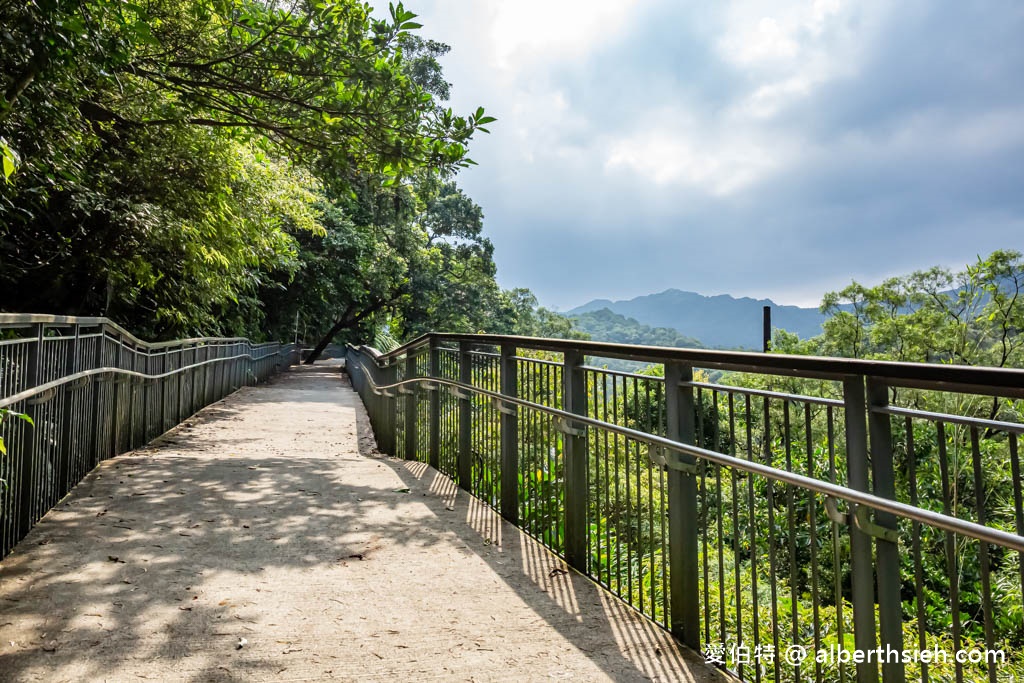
[[346, 360, 1024, 555], [0, 313, 263, 350], [0, 348, 287, 410], [357, 333, 1024, 398]]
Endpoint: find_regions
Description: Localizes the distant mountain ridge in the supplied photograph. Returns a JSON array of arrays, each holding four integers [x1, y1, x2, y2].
[[568, 289, 829, 349]]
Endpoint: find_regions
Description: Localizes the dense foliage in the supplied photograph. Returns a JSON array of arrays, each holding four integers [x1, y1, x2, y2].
[[571, 307, 704, 349], [0, 0, 568, 345], [775, 250, 1024, 369]]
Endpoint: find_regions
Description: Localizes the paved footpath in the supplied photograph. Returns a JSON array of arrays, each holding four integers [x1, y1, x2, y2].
[[0, 364, 725, 682]]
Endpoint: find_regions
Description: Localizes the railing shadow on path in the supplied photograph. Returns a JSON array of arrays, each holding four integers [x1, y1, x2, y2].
[[350, 374, 724, 683], [0, 363, 724, 682]]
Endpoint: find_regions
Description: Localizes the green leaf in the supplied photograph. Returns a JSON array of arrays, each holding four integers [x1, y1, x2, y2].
[[1, 139, 17, 183]]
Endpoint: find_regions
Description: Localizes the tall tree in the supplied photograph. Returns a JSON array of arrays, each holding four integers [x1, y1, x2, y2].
[[0, 0, 492, 337]]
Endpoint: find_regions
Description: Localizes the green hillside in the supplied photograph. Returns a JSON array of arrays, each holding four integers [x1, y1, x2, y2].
[[569, 308, 704, 349]]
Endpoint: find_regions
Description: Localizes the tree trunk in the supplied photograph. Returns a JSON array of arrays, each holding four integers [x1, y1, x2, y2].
[[303, 317, 350, 364], [303, 294, 400, 364]]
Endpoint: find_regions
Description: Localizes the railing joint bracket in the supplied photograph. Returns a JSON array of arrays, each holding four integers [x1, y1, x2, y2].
[[490, 396, 517, 415], [449, 386, 472, 400], [26, 388, 56, 406], [648, 445, 698, 474], [824, 497, 899, 543], [553, 416, 586, 438], [852, 503, 900, 544]]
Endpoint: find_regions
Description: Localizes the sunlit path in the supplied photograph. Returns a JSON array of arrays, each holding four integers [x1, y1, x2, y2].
[[0, 364, 723, 682]]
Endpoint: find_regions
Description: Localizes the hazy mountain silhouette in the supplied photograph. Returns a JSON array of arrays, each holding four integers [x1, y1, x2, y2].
[[568, 289, 829, 349]]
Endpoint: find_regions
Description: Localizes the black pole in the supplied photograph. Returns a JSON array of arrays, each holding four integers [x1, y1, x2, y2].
[[762, 305, 771, 352]]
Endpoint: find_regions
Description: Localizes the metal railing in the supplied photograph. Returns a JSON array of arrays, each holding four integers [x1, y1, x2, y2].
[[0, 313, 296, 559], [347, 333, 1024, 683]]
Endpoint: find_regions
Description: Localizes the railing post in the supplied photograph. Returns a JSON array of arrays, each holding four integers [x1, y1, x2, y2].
[[125, 340, 137, 449], [203, 343, 211, 407], [89, 326, 106, 467], [189, 342, 198, 415], [144, 347, 153, 442], [404, 351, 417, 460], [17, 323, 45, 538], [500, 343, 519, 525], [428, 339, 440, 470], [458, 341, 473, 490], [175, 344, 184, 422], [867, 377, 905, 683], [562, 349, 588, 572], [160, 346, 168, 431], [371, 356, 382, 441], [843, 376, 880, 683], [134, 343, 144, 447], [56, 324, 80, 496], [384, 358, 397, 457], [664, 362, 702, 650], [215, 343, 223, 399], [112, 332, 125, 457]]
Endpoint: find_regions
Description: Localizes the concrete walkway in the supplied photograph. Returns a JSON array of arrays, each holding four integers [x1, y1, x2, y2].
[[0, 364, 725, 682]]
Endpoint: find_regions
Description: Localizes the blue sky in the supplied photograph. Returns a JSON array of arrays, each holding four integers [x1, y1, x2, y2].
[[410, 0, 1024, 310]]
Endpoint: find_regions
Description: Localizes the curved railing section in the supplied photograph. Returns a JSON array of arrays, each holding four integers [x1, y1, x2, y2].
[[347, 333, 1024, 683], [0, 314, 297, 558]]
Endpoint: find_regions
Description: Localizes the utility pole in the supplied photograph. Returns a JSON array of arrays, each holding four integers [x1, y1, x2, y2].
[[762, 305, 771, 352]]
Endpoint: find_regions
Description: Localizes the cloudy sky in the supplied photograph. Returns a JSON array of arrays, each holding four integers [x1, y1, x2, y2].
[[409, 0, 1024, 310]]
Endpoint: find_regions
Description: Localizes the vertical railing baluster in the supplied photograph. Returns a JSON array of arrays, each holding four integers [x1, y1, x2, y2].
[[665, 361, 701, 651]]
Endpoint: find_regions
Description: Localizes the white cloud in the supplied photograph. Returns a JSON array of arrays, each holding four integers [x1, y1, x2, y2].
[[718, 1, 889, 119], [603, 117, 786, 196], [409, 1, 1024, 308], [720, 16, 800, 66], [489, 0, 646, 68]]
